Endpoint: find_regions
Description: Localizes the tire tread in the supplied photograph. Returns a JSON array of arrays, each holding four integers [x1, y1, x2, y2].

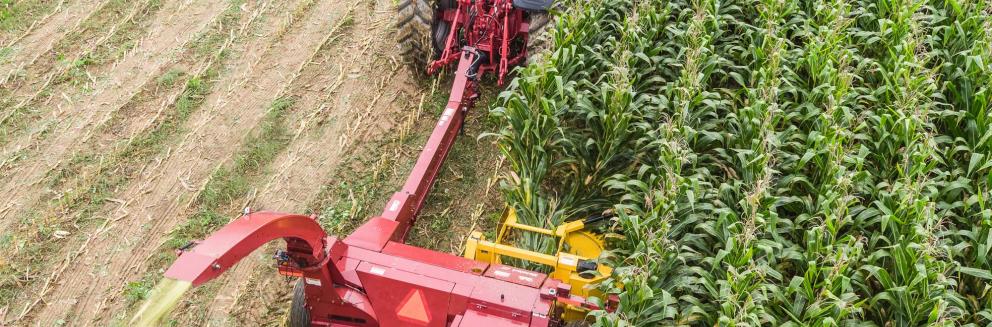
[[396, 0, 434, 76]]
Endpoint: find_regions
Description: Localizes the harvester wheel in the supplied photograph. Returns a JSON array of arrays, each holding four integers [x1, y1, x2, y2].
[[288, 279, 310, 327], [396, 0, 455, 77]]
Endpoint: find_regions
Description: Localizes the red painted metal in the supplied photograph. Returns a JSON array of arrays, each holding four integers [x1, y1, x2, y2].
[[377, 50, 478, 242], [381, 241, 489, 275], [344, 217, 400, 251], [484, 264, 547, 288], [165, 212, 326, 286], [160, 2, 610, 326], [430, 0, 531, 86]]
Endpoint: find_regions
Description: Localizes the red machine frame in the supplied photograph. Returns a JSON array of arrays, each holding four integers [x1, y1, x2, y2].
[[163, 1, 610, 326], [428, 0, 532, 86]]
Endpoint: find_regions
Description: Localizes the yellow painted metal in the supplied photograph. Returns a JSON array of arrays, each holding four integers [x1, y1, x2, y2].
[[462, 207, 612, 322], [563, 230, 604, 259]]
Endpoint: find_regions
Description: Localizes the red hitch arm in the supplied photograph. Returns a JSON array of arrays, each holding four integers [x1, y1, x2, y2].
[[378, 49, 479, 241], [164, 212, 327, 286]]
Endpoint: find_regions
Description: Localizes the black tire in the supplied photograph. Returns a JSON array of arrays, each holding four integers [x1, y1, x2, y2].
[[527, 13, 553, 58], [396, 0, 454, 77], [288, 279, 310, 327]]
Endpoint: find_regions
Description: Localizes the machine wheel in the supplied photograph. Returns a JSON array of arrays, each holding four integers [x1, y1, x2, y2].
[[396, 0, 456, 76], [288, 279, 310, 327], [527, 13, 552, 53]]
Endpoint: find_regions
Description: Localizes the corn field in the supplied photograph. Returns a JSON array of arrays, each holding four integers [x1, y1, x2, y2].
[[493, 0, 992, 325]]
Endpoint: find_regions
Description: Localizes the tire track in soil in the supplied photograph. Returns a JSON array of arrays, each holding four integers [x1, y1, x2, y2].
[[20, 0, 359, 325], [196, 1, 426, 323], [0, 0, 107, 85], [0, 0, 228, 234]]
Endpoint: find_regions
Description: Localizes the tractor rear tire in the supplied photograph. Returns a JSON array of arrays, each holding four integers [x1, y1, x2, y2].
[[527, 13, 552, 58], [396, 0, 448, 77], [288, 279, 310, 327]]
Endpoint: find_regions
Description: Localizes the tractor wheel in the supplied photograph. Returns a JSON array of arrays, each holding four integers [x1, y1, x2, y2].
[[288, 279, 310, 327], [527, 13, 553, 57], [396, 0, 455, 76]]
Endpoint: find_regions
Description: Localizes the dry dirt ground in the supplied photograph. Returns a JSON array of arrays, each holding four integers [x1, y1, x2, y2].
[[0, 0, 504, 325]]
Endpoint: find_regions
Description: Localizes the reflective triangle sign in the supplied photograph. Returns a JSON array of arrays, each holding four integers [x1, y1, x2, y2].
[[397, 288, 431, 324]]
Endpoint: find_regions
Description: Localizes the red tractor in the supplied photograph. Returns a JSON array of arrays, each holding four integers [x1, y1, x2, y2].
[[396, 0, 551, 84], [158, 0, 615, 326]]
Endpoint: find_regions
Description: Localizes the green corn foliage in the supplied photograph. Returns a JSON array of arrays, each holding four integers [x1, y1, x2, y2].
[[492, 0, 992, 324]]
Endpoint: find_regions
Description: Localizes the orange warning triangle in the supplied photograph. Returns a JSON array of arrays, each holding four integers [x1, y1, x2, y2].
[[397, 288, 430, 324]]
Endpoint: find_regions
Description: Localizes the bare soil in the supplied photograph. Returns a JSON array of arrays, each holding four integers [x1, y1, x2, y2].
[[0, 0, 104, 84]]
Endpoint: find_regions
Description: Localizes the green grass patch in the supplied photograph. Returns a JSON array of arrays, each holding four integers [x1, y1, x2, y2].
[[0, 46, 13, 62], [157, 68, 186, 87], [124, 277, 155, 307], [0, 0, 59, 34]]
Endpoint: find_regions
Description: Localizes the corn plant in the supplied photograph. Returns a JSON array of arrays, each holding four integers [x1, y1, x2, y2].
[[493, 0, 992, 325]]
